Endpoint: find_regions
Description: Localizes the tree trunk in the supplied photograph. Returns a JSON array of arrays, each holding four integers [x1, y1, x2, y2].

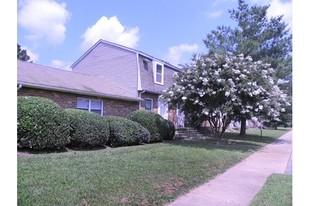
[[239, 117, 246, 136]]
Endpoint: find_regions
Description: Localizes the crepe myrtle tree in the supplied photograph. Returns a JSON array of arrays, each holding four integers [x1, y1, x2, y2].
[[204, 0, 292, 135], [160, 53, 289, 143]]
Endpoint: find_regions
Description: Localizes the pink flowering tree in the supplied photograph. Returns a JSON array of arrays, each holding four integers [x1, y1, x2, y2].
[[160, 53, 289, 143]]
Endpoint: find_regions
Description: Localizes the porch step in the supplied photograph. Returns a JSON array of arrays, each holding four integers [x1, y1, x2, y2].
[[175, 127, 205, 140]]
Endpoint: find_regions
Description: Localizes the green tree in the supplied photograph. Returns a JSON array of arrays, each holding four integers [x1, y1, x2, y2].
[[17, 44, 30, 61], [161, 53, 288, 144], [204, 0, 292, 135]]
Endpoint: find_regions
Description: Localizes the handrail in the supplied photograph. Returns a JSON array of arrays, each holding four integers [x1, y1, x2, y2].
[[176, 115, 185, 129]]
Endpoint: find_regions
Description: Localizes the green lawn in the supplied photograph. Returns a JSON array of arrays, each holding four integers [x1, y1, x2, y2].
[[18, 129, 288, 206], [250, 173, 292, 206]]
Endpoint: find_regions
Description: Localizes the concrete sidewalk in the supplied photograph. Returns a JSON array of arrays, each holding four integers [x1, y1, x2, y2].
[[167, 130, 292, 206]]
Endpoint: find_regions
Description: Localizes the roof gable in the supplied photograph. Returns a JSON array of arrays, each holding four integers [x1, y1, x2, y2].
[[71, 39, 181, 72]]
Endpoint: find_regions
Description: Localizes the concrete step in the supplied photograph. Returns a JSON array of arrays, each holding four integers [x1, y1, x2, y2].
[[175, 127, 206, 140]]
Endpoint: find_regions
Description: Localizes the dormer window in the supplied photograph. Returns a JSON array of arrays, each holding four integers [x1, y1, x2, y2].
[[154, 62, 164, 85], [143, 60, 148, 70]]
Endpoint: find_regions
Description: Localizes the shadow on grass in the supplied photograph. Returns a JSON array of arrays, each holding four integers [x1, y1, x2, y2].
[[165, 130, 285, 153], [165, 138, 263, 153], [273, 128, 291, 131], [17, 147, 69, 155], [17, 145, 108, 155], [223, 132, 276, 144], [270, 138, 292, 145]]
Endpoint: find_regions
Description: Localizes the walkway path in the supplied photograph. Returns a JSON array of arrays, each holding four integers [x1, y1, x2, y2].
[[167, 130, 292, 206]]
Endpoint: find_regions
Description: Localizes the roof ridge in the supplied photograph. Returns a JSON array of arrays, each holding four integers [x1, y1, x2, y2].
[[70, 39, 181, 71]]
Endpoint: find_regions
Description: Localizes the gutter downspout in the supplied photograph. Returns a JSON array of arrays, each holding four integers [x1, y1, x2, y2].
[[136, 52, 145, 110], [136, 53, 142, 91], [138, 89, 146, 109], [17, 83, 22, 91]]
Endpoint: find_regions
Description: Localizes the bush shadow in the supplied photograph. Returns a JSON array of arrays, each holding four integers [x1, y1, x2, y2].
[[222, 132, 277, 144], [17, 145, 108, 155], [165, 132, 280, 153], [17, 147, 69, 155]]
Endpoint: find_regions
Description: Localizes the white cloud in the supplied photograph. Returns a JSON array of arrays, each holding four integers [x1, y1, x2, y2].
[[81, 16, 139, 50], [211, 0, 229, 7], [206, 10, 224, 18], [165, 44, 199, 67], [251, 0, 292, 28], [267, 0, 292, 28], [18, 0, 70, 45], [51, 59, 64, 68], [51, 59, 71, 70], [21, 46, 39, 62]]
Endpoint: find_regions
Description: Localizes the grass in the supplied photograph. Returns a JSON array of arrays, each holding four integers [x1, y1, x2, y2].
[[18, 128, 289, 206], [249, 173, 292, 206]]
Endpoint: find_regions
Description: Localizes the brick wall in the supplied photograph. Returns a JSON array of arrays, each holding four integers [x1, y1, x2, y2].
[[104, 98, 139, 117], [18, 87, 139, 117]]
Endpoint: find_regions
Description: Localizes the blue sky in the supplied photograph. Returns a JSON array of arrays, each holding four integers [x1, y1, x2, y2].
[[17, 0, 292, 69]]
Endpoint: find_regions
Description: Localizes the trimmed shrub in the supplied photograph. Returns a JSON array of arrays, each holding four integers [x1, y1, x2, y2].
[[66, 109, 109, 148], [105, 116, 150, 147], [162, 119, 175, 140], [127, 110, 171, 142], [17, 96, 70, 150]]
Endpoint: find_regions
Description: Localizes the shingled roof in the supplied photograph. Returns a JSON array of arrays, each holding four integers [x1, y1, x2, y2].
[[71, 39, 182, 72], [17, 60, 141, 102]]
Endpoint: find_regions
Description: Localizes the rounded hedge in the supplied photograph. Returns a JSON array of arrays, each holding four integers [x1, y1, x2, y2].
[[105, 116, 150, 147], [17, 96, 70, 150], [66, 109, 109, 148], [127, 110, 175, 142], [162, 119, 175, 140]]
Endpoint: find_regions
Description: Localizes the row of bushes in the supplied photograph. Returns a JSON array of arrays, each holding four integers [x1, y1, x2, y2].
[[17, 96, 175, 150]]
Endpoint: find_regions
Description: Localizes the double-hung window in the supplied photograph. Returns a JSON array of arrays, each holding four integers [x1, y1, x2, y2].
[[77, 98, 103, 115], [154, 62, 164, 85]]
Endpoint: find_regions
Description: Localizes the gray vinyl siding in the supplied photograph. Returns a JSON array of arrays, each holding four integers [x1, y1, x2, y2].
[[71, 42, 138, 95], [139, 55, 177, 93]]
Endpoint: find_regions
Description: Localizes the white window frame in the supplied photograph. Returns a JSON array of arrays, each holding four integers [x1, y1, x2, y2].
[[144, 98, 153, 111], [154, 62, 164, 85], [76, 98, 103, 116]]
